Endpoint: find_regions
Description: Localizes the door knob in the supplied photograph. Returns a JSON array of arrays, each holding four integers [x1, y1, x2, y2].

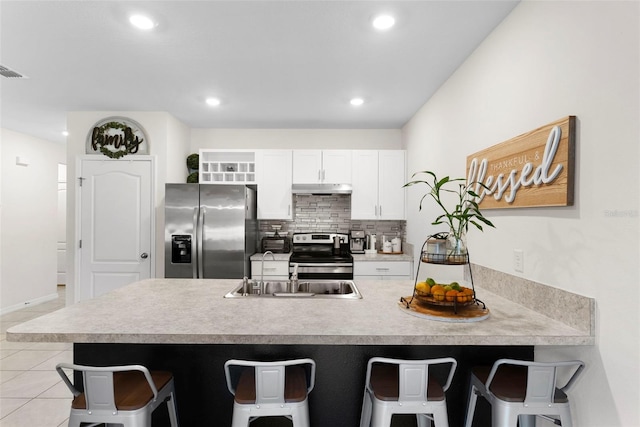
[[140, 252, 149, 259]]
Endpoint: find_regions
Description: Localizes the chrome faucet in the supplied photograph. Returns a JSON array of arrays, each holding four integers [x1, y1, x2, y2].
[[260, 251, 275, 294], [290, 262, 299, 293]]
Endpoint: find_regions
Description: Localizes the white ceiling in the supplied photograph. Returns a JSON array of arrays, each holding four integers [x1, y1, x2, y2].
[[0, 1, 519, 144]]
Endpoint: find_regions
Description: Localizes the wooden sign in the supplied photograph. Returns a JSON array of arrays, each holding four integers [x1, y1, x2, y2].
[[466, 116, 575, 209], [86, 117, 149, 159]]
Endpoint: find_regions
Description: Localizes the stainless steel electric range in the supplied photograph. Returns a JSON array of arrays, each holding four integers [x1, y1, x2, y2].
[[289, 232, 353, 280]]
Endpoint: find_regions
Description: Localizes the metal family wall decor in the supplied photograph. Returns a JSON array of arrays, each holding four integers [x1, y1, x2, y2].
[[466, 116, 576, 209], [86, 117, 149, 159]]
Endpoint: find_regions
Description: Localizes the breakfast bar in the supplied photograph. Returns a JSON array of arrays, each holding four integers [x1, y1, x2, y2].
[[7, 278, 594, 426]]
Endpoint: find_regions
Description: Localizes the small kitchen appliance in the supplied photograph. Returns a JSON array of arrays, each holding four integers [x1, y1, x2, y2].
[[289, 233, 353, 280], [349, 230, 365, 254], [260, 226, 290, 253]]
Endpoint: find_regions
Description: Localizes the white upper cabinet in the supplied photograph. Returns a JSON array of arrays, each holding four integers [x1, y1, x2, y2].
[[199, 149, 256, 184], [292, 150, 352, 184], [378, 150, 406, 220], [351, 150, 379, 219], [351, 150, 406, 220], [321, 150, 352, 183], [255, 150, 293, 219], [292, 150, 322, 183]]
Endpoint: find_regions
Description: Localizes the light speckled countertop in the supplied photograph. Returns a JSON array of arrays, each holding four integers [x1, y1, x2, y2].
[[7, 278, 593, 346], [250, 252, 291, 261], [250, 251, 414, 262], [352, 252, 413, 262]]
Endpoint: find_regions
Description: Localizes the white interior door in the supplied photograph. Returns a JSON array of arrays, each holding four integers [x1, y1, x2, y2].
[[79, 159, 153, 300]]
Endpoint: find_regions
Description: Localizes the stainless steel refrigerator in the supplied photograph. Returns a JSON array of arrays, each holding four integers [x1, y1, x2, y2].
[[164, 184, 257, 278]]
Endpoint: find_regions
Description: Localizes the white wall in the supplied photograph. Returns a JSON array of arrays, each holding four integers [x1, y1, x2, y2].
[[403, 1, 639, 425], [191, 128, 402, 151], [0, 129, 65, 312], [166, 116, 192, 183], [0, 129, 3, 307]]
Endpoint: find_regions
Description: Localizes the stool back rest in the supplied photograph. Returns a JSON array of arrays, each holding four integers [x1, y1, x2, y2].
[[82, 369, 117, 414], [255, 365, 285, 405], [398, 363, 428, 402], [224, 358, 317, 403], [486, 359, 585, 405], [525, 365, 557, 404], [56, 363, 158, 415], [366, 357, 457, 402]]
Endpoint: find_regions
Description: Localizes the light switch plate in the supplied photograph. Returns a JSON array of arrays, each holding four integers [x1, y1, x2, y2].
[[513, 249, 524, 273], [16, 156, 30, 166]]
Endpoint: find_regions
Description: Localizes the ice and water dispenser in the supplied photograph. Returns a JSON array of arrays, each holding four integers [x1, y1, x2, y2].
[[171, 235, 192, 264]]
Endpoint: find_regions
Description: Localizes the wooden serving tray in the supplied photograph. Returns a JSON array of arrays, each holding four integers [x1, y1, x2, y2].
[[398, 296, 490, 323]]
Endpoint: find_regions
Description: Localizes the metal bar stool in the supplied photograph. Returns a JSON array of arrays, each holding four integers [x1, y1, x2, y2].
[[224, 358, 316, 427], [359, 357, 457, 427], [56, 363, 179, 427], [464, 358, 585, 427]]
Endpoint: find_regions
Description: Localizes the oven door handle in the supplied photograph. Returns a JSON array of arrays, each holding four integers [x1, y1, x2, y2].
[[292, 262, 353, 268]]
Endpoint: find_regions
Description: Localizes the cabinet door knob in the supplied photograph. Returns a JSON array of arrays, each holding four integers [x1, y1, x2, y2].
[[140, 252, 149, 259]]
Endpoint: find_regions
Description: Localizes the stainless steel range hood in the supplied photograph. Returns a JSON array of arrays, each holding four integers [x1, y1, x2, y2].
[[291, 183, 352, 195]]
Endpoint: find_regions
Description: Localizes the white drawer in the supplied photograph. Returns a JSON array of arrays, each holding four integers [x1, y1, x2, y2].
[[251, 260, 290, 278], [354, 261, 412, 277]]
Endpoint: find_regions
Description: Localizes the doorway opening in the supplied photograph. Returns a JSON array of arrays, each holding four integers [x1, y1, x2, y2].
[[57, 163, 67, 286]]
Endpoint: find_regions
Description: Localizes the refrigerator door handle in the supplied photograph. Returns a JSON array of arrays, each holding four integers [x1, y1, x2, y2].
[[192, 207, 200, 279], [197, 207, 205, 279]]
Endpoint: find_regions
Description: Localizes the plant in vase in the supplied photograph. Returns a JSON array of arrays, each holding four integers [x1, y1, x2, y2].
[[186, 153, 199, 183], [186, 153, 199, 172], [404, 170, 495, 264]]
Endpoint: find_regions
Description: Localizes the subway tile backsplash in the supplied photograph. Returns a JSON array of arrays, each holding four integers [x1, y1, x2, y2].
[[258, 194, 405, 242]]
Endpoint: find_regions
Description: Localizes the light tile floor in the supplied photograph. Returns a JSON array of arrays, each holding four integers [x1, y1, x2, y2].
[[0, 286, 72, 427]]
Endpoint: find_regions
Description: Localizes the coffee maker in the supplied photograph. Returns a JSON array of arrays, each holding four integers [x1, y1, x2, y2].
[[349, 230, 365, 254]]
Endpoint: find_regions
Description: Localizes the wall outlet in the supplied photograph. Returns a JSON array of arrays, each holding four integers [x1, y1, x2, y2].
[[513, 249, 524, 273]]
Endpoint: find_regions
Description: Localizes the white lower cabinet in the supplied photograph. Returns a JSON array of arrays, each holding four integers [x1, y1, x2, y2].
[[251, 260, 290, 281], [354, 261, 413, 280]]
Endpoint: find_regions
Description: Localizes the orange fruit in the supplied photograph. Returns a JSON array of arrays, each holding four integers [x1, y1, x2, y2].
[[432, 288, 445, 301], [445, 290, 458, 302], [456, 292, 468, 303], [430, 284, 444, 294]]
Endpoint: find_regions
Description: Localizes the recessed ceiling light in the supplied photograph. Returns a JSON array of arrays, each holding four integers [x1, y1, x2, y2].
[[206, 97, 221, 107], [129, 14, 156, 30], [62, 131, 69, 136], [372, 14, 395, 31], [350, 98, 364, 106]]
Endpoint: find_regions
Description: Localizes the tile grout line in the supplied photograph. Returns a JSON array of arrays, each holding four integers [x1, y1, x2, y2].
[[0, 286, 71, 426]]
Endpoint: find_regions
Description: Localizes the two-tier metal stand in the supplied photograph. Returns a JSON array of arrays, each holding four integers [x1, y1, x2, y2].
[[400, 233, 486, 314]]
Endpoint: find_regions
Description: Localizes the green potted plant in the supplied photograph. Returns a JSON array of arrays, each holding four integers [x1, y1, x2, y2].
[[186, 153, 199, 183], [404, 171, 495, 263], [186, 153, 199, 173]]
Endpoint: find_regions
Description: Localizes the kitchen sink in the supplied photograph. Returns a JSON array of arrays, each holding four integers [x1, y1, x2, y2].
[[224, 279, 362, 299]]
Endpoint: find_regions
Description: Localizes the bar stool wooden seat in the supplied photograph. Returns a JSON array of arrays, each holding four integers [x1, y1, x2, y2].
[[224, 358, 316, 427], [56, 363, 179, 427], [359, 357, 457, 427], [464, 358, 585, 427]]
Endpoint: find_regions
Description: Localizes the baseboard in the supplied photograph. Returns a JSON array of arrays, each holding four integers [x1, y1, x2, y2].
[[0, 292, 59, 316]]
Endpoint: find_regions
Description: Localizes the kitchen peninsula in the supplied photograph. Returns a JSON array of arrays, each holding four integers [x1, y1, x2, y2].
[[7, 278, 594, 426]]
